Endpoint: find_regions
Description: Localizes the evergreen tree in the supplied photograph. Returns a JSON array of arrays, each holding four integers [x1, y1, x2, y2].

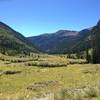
[[92, 20, 100, 63]]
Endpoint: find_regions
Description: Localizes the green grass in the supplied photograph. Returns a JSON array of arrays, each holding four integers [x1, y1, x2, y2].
[[0, 54, 100, 100]]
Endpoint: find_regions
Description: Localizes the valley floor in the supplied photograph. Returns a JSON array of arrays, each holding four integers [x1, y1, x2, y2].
[[0, 54, 100, 100]]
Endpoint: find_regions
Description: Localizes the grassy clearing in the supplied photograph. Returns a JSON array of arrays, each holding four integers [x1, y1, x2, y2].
[[0, 54, 100, 99]]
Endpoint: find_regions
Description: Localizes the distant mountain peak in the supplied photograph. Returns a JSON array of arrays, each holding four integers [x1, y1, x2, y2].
[[54, 30, 78, 37], [56, 29, 77, 33], [37, 29, 78, 37]]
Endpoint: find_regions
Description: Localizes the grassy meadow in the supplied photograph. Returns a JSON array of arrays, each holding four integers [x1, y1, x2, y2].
[[0, 53, 100, 100]]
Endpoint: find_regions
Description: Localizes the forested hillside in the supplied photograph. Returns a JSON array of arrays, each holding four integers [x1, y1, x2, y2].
[[0, 22, 39, 55]]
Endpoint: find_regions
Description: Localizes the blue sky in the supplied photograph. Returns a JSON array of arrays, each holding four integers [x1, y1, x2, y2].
[[0, 0, 100, 37]]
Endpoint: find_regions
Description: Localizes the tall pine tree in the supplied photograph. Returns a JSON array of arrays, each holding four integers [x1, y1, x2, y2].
[[92, 20, 100, 63]]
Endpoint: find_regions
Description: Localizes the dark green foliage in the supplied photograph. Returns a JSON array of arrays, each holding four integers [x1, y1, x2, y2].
[[0, 22, 39, 55], [86, 49, 91, 63], [92, 20, 100, 63]]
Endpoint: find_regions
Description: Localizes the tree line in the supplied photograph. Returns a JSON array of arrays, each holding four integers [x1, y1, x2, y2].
[[86, 20, 100, 64]]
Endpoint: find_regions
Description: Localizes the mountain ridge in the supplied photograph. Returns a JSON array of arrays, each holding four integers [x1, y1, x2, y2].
[[0, 22, 39, 55], [28, 28, 92, 54]]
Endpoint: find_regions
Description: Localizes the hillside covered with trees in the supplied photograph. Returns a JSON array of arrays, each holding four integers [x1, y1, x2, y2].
[[0, 22, 39, 55]]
